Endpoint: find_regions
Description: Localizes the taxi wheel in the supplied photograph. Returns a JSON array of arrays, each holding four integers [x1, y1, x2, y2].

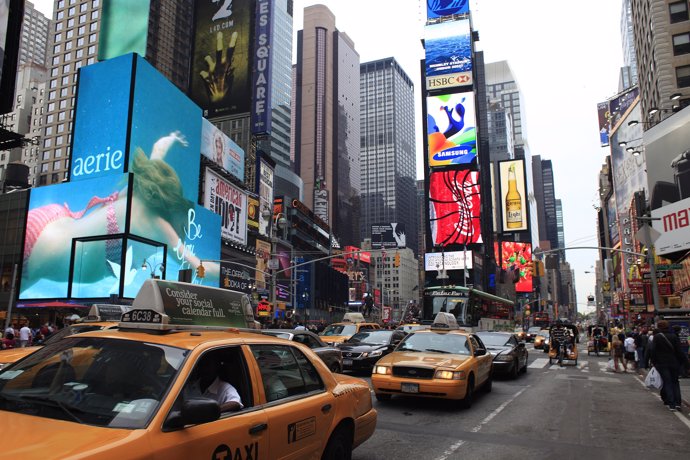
[[322, 426, 353, 460], [459, 376, 474, 409], [375, 393, 391, 402]]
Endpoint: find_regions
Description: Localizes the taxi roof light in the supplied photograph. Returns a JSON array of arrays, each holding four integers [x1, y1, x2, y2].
[[341, 312, 365, 323], [430, 312, 459, 330]]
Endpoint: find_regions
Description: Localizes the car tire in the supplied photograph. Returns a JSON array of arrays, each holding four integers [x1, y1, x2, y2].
[[322, 426, 353, 460], [521, 356, 528, 373], [511, 359, 520, 379], [375, 393, 391, 402], [459, 376, 474, 409], [483, 374, 492, 393]]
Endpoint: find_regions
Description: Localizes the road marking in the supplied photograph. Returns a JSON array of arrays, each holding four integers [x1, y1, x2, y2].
[[528, 358, 549, 369], [434, 386, 529, 460], [555, 374, 620, 383]]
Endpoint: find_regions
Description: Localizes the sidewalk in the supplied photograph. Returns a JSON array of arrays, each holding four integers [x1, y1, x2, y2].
[[637, 367, 690, 408]]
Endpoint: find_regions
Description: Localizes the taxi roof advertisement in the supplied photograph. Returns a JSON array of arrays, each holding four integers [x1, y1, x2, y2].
[[424, 19, 473, 91], [426, 91, 477, 167]]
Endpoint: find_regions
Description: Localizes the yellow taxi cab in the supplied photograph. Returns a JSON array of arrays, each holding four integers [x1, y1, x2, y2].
[[0, 280, 376, 460], [320, 313, 381, 345], [396, 323, 429, 334], [371, 312, 493, 408], [0, 304, 128, 370]]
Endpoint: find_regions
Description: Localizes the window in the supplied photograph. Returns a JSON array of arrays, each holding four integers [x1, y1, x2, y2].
[[670, 1, 689, 23], [673, 33, 690, 55], [250, 345, 324, 403], [53, 160, 62, 170], [677, 64, 690, 87]]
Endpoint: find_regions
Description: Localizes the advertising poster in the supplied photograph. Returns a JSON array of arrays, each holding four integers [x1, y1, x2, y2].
[[424, 19, 472, 90], [71, 54, 134, 182], [608, 86, 640, 134], [220, 262, 253, 294], [190, 0, 252, 118], [498, 159, 528, 232], [652, 196, 690, 255], [252, 0, 274, 135], [495, 241, 533, 293], [426, 92, 477, 167], [19, 174, 129, 299], [204, 168, 248, 245], [200, 118, 245, 181], [429, 169, 482, 246], [597, 101, 610, 147], [258, 158, 274, 236], [98, 0, 150, 61], [424, 250, 473, 271], [607, 195, 619, 246], [427, 0, 469, 19], [371, 223, 407, 249], [255, 239, 271, 291], [247, 194, 260, 230], [609, 102, 646, 215]]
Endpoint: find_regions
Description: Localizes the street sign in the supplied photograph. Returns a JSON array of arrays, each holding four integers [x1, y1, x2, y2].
[[656, 264, 682, 270], [635, 224, 661, 248]]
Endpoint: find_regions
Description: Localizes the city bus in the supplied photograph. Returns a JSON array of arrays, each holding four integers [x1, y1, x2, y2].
[[422, 285, 515, 330]]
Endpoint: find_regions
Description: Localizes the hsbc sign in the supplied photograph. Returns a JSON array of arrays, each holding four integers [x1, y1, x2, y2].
[[426, 71, 472, 90], [652, 196, 690, 255]]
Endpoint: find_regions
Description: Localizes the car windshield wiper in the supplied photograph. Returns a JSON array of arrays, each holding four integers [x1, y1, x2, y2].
[[424, 348, 451, 354], [21, 394, 85, 424]]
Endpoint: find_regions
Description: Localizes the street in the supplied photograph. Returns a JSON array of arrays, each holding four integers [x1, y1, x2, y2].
[[351, 341, 690, 460]]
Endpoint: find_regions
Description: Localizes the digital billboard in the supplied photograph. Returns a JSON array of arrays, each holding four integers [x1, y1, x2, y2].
[[371, 223, 406, 249], [247, 194, 260, 230], [252, 0, 274, 135], [426, 92, 477, 167], [71, 54, 134, 182], [494, 241, 533, 293], [204, 168, 248, 245], [201, 118, 245, 181], [424, 250, 473, 271], [597, 101, 610, 147], [498, 159, 528, 232], [429, 169, 482, 247], [424, 19, 472, 90], [19, 174, 130, 300], [258, 157, 274, 236], [190, 0, 252, 118], [98, 0, 150, 61], [220, 262, 253, 294], [427, 0, 469, 19]]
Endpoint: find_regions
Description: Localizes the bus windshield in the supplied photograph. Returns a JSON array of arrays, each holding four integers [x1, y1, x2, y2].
[[431, 296, 468, 324]]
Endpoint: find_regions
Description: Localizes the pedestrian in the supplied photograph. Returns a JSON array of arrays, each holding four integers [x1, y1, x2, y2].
[[635, 328, 648, 371], [611, 334, 626, 373], [4, 323, 15, 338], [2, 332, 16, 349], [624, 332, 636, 371], [18, 323, 32, 348], [650, 320, 689, 412]]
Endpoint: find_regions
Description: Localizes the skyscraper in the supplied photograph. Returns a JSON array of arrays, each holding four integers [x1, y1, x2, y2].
[[293, 4, 360, 246], [485, 60, 524, 154], [18, 1, 50, 68], [532, 157, 559, 252], [556, 198, 565, 251], [620, 0, 638, 88], [360, 57, 417, 254]]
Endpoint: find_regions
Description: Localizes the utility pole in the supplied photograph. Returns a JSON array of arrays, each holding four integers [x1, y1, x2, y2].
[[3, 264, 17, 332]]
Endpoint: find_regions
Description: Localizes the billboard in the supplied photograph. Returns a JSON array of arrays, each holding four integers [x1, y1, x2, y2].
[[220, 262, 253, 294], [427, 0, 469, 19], [200, 118, 245, 181], [0, 0, 22, 114], [609, 102, 646, 218], [652, 196, 690, 255], [429, 169, 482, 246], [258, 157, 274, 236], [190, 0, 252, 118], [498, 159, 528, 232], [426, 92, 477, 167], [495, 241, 533, 293], [608, 86, 639, 134], [252, 0, 274, 135], [247, 194, 260, 230], [204, 168, 248, 245], [424, 250, 473, 271], [424, 19, 472, 90], [597, 101, 610, 147], [98, 0, 150, 61], [20, 174, 129, 299], [71, 54, 134, 182], [371, 223, 407, 249], [255, 239, 271, 291]]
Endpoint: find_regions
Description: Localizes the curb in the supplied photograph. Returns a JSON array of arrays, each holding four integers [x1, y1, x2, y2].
[[636, 368, 690, 409]]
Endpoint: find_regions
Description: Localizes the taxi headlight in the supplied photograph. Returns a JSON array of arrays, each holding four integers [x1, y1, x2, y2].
[[373, 365, 392, 375], [434, 370, 466, 380], [494, 354, 514, 362]]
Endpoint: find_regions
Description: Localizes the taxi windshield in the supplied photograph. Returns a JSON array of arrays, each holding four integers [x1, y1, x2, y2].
[[42, 324, 107, 346], [348, 330, 393, 345], [321, 324, 357, 336], [398, 333, 470, 355], [0, 337, 187, 429]]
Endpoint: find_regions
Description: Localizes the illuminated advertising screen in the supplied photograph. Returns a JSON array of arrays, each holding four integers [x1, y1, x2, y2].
[[427, 0, 469, 19], [258, 158, 274, 236], [424, 19, 472, 90], [426, 91, 476, 167], [201, 118, 245, 181], [498, 159, 528, 232], [190, 0, 252, 118], [255, 239, 271, 291], [19, 174, 130, 299], [71, 54, 134, 182], [204, 168, 248, 245], [371, 223, 407, 249], [220, 262, 253, 294], [98, 0, 150, 61], [428, 169, 482, 246], [494, 242, 533, 293], [597, 101, 610, 147], [252, 0, 274, 135], [247, 194, 260, 230], [130, 55, 202, 204], [424, 250, 473, 271]]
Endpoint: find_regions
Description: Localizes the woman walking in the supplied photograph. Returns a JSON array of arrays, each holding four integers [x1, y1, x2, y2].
[[650, 320, 689, 411], [611, 334, 626, 373]]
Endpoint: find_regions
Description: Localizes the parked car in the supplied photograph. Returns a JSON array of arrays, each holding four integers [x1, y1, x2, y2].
[[263, 329, 343, 373], [476, 331, 528, 379], [338, 330, 407, 372]]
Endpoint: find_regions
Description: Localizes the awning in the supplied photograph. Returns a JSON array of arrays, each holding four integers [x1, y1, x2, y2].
[[16, 301, 90, 309]]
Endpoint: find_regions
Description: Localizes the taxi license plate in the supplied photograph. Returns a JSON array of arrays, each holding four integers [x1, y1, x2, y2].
[[401, 383, 419, 393], [343, 359, 353, 366]]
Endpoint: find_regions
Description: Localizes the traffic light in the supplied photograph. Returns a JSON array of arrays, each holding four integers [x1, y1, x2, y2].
[[196, 263, 205, 279], [394, 252, 400, 267], [223, 275, 230, 288]]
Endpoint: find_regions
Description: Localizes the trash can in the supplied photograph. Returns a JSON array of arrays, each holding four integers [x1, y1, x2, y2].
[[672, 149, 690, 201]]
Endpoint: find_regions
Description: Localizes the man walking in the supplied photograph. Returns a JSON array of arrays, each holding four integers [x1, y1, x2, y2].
[[18, 323, 32, 348], [650, 320, 689, 412]]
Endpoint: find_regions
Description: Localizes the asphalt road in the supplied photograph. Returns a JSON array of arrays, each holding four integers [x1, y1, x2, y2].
[[350, 340, 690, 460]]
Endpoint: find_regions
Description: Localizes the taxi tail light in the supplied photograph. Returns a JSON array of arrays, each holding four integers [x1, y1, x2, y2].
[[434, 370, 466, 380], [373, 365, 392, 375]]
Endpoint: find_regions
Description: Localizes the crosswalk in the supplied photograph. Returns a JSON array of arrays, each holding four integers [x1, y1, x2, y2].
[[527, 357, 617, 373]]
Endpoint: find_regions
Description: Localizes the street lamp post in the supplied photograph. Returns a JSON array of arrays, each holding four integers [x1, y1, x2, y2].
[[141, 260, 165, 279]]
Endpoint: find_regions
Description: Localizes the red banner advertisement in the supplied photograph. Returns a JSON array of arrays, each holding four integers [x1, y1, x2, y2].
[[429, 169, 482, 246], [494, 241, 533, 293]]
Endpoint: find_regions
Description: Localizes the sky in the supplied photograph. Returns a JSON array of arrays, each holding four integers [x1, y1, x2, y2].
[[31, 0, 625, 314]]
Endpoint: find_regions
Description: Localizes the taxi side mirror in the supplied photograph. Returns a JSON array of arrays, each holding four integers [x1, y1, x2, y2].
[[474, 348, 487, 357], [164, 398, 220, 431]]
